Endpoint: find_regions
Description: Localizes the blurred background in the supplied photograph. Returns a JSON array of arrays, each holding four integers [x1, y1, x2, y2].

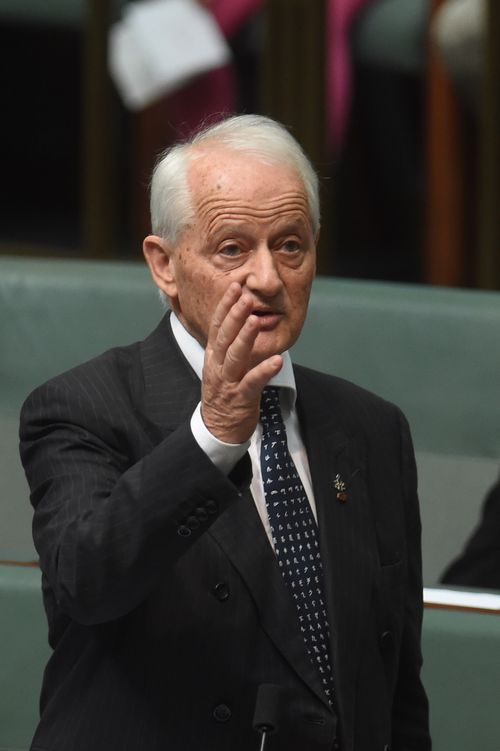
[[0, 0, 498, 288], [1, 8, 500, 748]]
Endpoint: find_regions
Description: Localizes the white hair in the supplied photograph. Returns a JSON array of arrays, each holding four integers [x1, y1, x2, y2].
[[149, 114, 320, 243]]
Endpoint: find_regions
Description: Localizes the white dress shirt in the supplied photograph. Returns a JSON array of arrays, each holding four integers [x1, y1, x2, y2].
[[170, 312, 317, 544]]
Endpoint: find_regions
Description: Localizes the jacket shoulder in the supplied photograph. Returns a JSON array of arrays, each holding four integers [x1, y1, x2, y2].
[[22, 340, 142, 410], [21, 316, 171, 414], [293, 362, 401, 415]]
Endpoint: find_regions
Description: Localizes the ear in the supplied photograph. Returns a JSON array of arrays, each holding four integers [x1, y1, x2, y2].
[[143, 235, 178, 301]]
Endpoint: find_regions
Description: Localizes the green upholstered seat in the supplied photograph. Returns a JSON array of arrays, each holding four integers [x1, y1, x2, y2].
[[422, 605, 500, 751], [0, 564, 50, 751], [295, 276, 500, 460], [0, 256, 159, 413]]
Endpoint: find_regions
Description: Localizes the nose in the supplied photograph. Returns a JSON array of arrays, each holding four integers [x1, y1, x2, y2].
[[244, 246, 283, 298]]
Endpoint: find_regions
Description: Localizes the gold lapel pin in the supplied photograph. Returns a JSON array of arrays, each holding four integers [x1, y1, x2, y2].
[[334, 473, 348, 502]]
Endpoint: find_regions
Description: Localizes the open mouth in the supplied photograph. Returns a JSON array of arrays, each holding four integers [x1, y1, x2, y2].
[[251, 310, 282, 328]]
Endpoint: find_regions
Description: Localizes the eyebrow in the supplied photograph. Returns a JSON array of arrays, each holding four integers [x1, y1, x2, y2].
[[207, 221, 310, 250]]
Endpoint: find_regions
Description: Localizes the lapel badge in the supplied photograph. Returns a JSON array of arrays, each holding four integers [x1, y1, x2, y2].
[[334, 473, 348, 502]]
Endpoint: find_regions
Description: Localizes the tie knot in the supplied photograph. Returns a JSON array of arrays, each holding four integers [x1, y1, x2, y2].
[[260, 387, 283, 432]]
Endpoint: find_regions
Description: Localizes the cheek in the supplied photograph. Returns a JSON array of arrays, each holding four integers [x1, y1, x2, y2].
[[286, 269, 314, 304], [178, 270, 220, 320], [175, 257, 208, 299]]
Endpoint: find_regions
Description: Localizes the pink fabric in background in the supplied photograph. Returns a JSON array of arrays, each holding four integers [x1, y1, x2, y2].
[[167, 65, 236, 139], [167, 0, 263, 138], [326, 0, 373, 154], [210, 0, 264, 37], [169, 0, 373, 155]]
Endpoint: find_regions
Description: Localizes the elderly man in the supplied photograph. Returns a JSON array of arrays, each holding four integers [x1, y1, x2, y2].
[[20, 115, 430, 751]]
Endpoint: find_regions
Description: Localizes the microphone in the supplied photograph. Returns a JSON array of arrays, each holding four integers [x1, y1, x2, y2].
[[252, 683, 288, 751]]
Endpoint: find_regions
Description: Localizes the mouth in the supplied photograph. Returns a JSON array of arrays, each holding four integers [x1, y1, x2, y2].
[[251, 309, 282, 328], [252, 309, 271, 316]]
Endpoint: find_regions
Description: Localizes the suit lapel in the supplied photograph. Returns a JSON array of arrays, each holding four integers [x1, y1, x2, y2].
[[295, 369, 377, 731], [139, 314, 201, 436]]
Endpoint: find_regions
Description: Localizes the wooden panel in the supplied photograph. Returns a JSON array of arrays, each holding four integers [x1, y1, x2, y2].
[[82, 0, 116, 258], [261, 0, 331, 274], [132, 98, 174, 245], [424, 0, 467, 286], [477, 0, 500, 289], [262, 0, 326, 165]]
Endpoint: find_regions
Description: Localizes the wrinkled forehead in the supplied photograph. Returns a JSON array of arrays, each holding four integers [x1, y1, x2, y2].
[[186, 146, 310, 218]]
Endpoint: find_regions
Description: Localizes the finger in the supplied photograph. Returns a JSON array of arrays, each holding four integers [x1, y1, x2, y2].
[[207, 282, 242, 347], [222, 312, 266, 380], [211, 291, 255, 366], [239, 354, 284, 401]]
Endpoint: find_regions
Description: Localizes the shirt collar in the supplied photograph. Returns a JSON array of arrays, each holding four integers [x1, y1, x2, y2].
[[169, 311, 297, 406]]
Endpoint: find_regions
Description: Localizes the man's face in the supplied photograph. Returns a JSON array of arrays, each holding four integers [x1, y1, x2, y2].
[[159, 147, 316, 367]]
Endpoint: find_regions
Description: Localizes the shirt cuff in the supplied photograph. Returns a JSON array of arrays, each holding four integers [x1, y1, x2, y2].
[[190, 402, 250, 475]]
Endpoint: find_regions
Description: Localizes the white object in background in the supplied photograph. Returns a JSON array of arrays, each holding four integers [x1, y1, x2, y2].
[[109, 0, 231, 110], [424, 587, 500, 612], [431, 0, 486, 81]]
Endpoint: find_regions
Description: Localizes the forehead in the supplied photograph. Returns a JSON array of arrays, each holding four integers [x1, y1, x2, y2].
[[186, 146, 310, 221]]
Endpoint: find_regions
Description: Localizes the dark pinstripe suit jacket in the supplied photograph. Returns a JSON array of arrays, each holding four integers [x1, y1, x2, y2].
[[19, 314, 430, 751]]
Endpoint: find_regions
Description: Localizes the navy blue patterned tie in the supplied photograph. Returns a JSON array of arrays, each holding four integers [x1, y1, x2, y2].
[[260, 387, 334, 704]]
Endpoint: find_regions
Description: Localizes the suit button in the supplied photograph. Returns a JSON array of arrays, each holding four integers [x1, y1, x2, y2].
[[332, 741, 340, 750], [177, 525, 191, 537], [205, 499, 218, 515], [212, 581, 230, 601], [213, 704, 231, 722], [195, 506, 208, 521], [383, 745, 391, 751], [186, 515, 200, 530], [380, 630, 393, 650]]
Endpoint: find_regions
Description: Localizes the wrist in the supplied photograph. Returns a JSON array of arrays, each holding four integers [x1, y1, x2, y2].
[[191, 403, 249, 473]]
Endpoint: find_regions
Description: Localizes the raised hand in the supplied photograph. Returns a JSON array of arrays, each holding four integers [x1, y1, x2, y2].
[[201, 282, 283, 444]]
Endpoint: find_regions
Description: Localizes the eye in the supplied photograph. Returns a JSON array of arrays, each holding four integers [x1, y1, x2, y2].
[[281, 239, 301, 253], [219, 243, 241, 257]]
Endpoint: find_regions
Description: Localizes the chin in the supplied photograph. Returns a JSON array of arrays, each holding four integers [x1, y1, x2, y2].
[[252, 335, 288, 364]]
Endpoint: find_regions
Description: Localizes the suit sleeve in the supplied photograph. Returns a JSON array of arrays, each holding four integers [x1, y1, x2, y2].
[[441, 476, 500, 590], [391, 409, 431, 751], [19, 375, 251, 626]]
